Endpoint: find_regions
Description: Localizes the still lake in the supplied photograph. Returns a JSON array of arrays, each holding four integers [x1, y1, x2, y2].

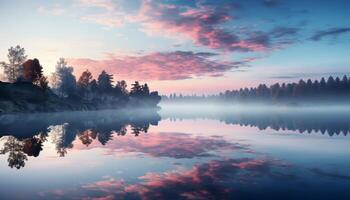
[[0, 105, 349, 200]]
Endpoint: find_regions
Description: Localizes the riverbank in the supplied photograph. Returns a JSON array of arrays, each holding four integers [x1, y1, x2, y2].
[[0, 82, 160, 114]]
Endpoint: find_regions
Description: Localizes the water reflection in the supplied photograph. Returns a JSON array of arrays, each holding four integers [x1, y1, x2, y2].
[[0, 108, 350, 199], [74, 132, 250, 159], [1, 108, 350, 169], [0, 109, 160, 168], [161, 107, 350, 136], [0, 109, 160, 139], [38, 158, 294, 200]]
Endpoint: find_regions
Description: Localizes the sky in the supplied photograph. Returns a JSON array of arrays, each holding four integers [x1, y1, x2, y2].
[[0, 0, 349, 94]]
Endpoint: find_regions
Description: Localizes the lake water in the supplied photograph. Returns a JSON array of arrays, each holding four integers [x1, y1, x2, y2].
[[0, 105, 349, 200]]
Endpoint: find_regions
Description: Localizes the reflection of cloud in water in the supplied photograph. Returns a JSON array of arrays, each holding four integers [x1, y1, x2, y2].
[[310, 168, 350, 180], [39, 158, 293, 200], [74, 132, 251, 159]]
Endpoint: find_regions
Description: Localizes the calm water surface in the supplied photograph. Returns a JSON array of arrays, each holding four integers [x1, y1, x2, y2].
[[0, 106, 349, 200]]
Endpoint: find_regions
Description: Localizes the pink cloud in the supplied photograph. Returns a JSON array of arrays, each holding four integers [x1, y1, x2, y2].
[[39, 1, 298, 55], [77, 0, 118, 11], [39, 158, 292, 199], [74, 132, 249, 159], [67, 51, 248, 81], [132, 0, 268, 52], [74, 0, 277, 52]]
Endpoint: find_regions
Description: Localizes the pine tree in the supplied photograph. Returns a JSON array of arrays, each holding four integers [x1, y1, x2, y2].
[[97, 70, 113, 93], [78, 70, 92, 89]]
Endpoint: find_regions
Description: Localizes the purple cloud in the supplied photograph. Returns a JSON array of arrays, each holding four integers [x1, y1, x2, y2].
[[74, 132, 250, 159], [310, 27, 350, 41], [68, 51, 251, 81], [263, 0, 281, 7], [38, 158, 293, 200]]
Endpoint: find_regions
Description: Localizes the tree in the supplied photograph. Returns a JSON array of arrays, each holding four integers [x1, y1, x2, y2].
[[39, 76, 49, 91], [89, 79, 98, 93], [341, 75, 349, 90], [0, 45, 27, 82], [327, 76, 335, 89], [116, 80, 128, 95], [320, 77, 327, 94], [77, 70, 93, 99], [130, 81, 142, 96], [97, 70, 113, 93], [77, 70, 92, 89], [22, 58, 43, 84], [141, 83, 150, 96], [51, 58, 77, 97], [312, 80, 320, 95]]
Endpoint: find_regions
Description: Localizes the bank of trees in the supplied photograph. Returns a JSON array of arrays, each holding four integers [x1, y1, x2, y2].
[[0, 45, 161, 108], [0, 45, 48, 88], [164, 76, 350, 104], [220, 76, 350, 103], [49, 58, 160, 107]]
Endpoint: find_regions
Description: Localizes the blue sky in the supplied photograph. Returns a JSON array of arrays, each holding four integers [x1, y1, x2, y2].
[[0, 0, 349, 94]]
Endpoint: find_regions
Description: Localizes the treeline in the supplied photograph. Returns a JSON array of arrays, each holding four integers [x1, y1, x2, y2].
[[50, 58, 160, 107], [163, 76, 350, 104], [0, 45, 160, 109]]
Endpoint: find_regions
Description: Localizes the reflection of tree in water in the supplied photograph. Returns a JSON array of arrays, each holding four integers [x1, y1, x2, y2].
[[22, 133, 47, 157], [76, 123, 149, 145], [163, 110, 350, 136], [98, 130, 114, 145], [0, 133, 46, 169], [0, 121, 164, 170], [0, 137, 27, 169], [116, 126, 127, 136], [131, 125, 148, 136], [226, 114, 350, 136], [49, 124, 75, 157], [130, 122, 149, 136], [0, 110, 161, 168], [78, 130, 96, 147]]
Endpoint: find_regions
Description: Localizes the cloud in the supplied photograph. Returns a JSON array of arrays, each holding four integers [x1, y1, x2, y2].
[[80, 13, 124, 28], [263, 0, 281, 7], [310, 168, 350, 180], [38, 0, 300, 53], [131, 0, 270, 52], [310, 27, 350, 41], [39, 158, 293, 200], [77, 0, 119, 11], [75, 0, 291, 52], [37, 5, 66, 16], [67, 51, 251, 81], [76, 0, 126, 27], [269, 75, 299, 79], [270, 27, 299, 38], [74, 132, 250, 159]]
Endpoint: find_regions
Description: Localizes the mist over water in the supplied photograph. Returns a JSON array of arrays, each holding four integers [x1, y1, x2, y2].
[[0, 105, 349, 200]]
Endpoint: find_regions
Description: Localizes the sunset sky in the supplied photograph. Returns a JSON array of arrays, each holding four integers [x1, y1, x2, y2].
[[0, 0, 349, 94]]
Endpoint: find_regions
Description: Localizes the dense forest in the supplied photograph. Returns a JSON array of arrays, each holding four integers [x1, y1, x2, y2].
[[163, 75, 350, 105], [0, 45, 161, 113]]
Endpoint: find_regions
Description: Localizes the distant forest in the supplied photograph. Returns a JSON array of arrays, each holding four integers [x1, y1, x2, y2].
[[163, 75, 350, 104], [0, 45, 160, 112]]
